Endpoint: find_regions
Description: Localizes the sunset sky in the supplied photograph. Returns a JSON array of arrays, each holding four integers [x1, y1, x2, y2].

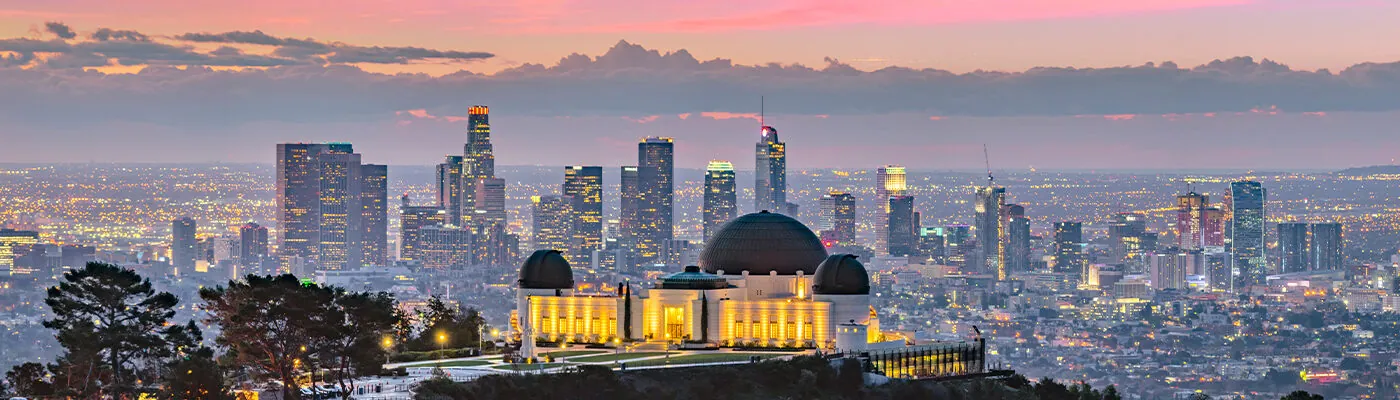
[[3, 0, 1400, 169]]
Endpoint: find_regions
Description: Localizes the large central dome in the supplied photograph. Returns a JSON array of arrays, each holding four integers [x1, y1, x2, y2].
[[700, 211, 829, 275]]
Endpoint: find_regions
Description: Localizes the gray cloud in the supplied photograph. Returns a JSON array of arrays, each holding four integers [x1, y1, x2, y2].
[[175, 30, 492, 64], [91, 28, 151, 42], [44, 22, 76, 39]]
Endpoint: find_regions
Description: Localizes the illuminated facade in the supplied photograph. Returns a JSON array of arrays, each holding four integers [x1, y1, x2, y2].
[[755, 126, 786, 213], [1230, 181, 1266, 288], [634, 137, 674, 265], [361, 164, 388, 266], [1278, 222, 1310, 274], [886, 195, 917, 257], [398, 195, 445, 262], [818, 192, 856, 246], [974, 186, 1006, 278], [461, 105, 494, 222], [274, 143, 386, 271], [437, 156, 464, 223], [1052, 222, 1083, 274], [563, 166, 603, 264], [238, 223, 268, 269], [1, 229, 40, 271], [703, 161, 737, 242], [171, 217, 198, 271], [875, 166, 907, 255], [513, 212, 944, 357], [531, 195, 574, 257]]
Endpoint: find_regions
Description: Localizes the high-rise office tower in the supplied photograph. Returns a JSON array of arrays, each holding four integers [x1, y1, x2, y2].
[[1002, 204, 1030, 277], [275, 143, 381, 271], [0, 229, 39, 271], [1053, 222, 1083, 274], [1175, 192, 1210, 250], [564, 166, 604, 264], [1310, 222, 1343, 270], [818, 192, 857, 246], [171, 217, 198, 271], [472, 177, 508, 228], [1228, 181, 1266, 287], [944, 224, 972, 270], [755, 125, 786, 213], [1108, 212, 1155, 265], [532, 195, 574, 256], [886, 195, 917, 257], [875, 166, 908, 255], [461, 106, 494, 219], [1277, 222, 1310, 273], [417, 225, 474, 270], [360, 164, 388, 266], [316, 151, 363, 270], [635, 137, 674, 265], [975, 186, 1007, 276], [238, 222, 268, 269], [437, 156, 464, 223], [399, 195, 446, 261], [619, 166, 640, 249], [703, 161, 737, 242]]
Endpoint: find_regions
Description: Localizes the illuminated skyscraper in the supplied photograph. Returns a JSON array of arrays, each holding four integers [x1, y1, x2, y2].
[[399, 195, 446, 262], [875, 166, 907, 255], [171, 217, 198, 271], [1053, 222, 1083, 274], [1175, 192, 1209, 250], [437, 155, 464, 223], [360, 164, 388, 266], [886, 195, 917, 257], [1227, 181, 1265, 288], [1277, 222, 1310, 273], [532, 195, 575, 256], [1310, 222, 1343, 270], [275, 143, 379, 271], [703, 161, 737, 242], [472, 177, 508, 229], [943, 224, 972, 270], [619, 166, 640, 249], [974, 186, 1006, 276], [1002, 204, 1030, 277], [755, 125, 786, 213], [239, 222, 268, 269], [461, 105, 494, 221], [635, 137, 674, 265], [564, 166, 604, 263], [818, 192, 856, 246], [418, 225, 474, 270], [1108, 212, 1155, 265]]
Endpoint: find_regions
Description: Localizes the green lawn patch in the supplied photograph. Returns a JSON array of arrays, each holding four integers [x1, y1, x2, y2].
[[622, 353, 783, 368], [433, 360, 492, 367], [491, 363, 562, 371], [567, 352, 668, 363], [540, 350, 607, 358]]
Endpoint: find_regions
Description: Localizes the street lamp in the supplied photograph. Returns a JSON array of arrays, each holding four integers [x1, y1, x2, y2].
[[477, 325, 484, 356], [381, 336, 394, 367], [436, 332, 448, 363]]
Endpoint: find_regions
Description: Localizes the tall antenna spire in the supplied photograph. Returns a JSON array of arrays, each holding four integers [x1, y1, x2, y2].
[[983, 144, 995, 186], [760, 95, 765, 127]]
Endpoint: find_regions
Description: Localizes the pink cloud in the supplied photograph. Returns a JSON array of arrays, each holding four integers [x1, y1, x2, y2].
[[399, 109, 432, 119], [701, 111, 761, 121], [1102, 114, 1137, 121], [928, 116, 945, 121], [1302, 111, 1327, 117], [677, 113, 691, 120], [622, 115, 661, 124], [815, 114, 830, 119]]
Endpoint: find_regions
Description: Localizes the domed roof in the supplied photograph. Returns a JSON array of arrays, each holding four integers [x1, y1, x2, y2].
[[659, 266, 731, 290], [700, 211, 829, 275], [811, 254, 871, 295], [519, 250, 574, 289]]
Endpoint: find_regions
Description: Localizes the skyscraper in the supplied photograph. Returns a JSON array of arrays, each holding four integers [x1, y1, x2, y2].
[[755, 125, 786, 213], [1277, 222, 1309, 273], [564, 166, 604, 263], [360, 164, 388, 266], [1175, 192, 1215, 250], [1053, 222, 1083, 274], [399, 195, 446, 262], [171, 217, 197, 271], [818, 192, 857, 246], [1108, 212, 1155, 265], [703, 161, 737, 242], [1002, 204, 1030, 277], [461, 105, 494, 221], [619, 166, 640, 250], [1227, 181, 1266, 287], [275, 143, 380, 271], [1310, 222, 1343, 270], [532, 195, 574, 256], [239, 222, 268, 269], [472, 177, 508, 228], [418, 225, 474, 270], [886, 195, 917, 257], [974, 186, 1006, 276], [944, 224, 972, 270], [437, 155, 464, 223], [635, 137, 674, 265], [875, 166, 908, 255]]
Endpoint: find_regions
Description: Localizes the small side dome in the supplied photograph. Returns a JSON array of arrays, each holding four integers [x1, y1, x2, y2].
[[811, 254, 870, 295], [519, 250, 574, 289]]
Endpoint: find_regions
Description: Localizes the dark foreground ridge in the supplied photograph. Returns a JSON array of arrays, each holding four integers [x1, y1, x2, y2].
[[412, 356, 1112, 400]]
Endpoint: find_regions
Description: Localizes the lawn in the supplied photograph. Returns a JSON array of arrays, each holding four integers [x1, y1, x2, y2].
[[621, 353, 783, 368], [490, 363, 562, 371], [540, 350, 607, 358], [433, 360, 492, 367], [567, 352, 668, 363]]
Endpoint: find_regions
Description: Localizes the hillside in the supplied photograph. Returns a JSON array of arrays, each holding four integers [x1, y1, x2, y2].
[[1336, 165, 1400, 176]]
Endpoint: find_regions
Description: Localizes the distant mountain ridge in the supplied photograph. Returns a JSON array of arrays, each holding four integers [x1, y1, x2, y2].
[[1337, 165, 1400, 175]]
